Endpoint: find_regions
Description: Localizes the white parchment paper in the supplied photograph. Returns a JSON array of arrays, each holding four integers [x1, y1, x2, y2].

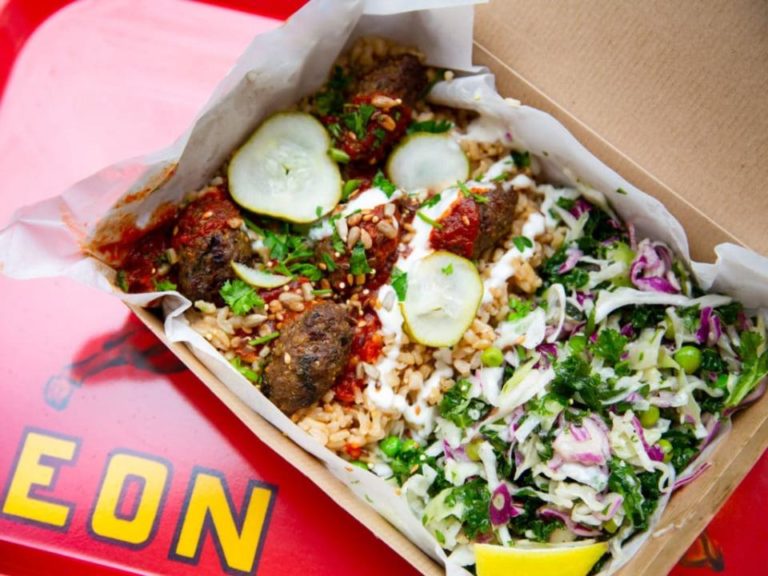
[[2, 0, 767, 573]]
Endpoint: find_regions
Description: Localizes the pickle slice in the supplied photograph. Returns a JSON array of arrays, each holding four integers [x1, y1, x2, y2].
[[401, 251, 483, 347], [232, 261, 291, 288], [386, 133, 469, 192], [228, 112, 342, 223]]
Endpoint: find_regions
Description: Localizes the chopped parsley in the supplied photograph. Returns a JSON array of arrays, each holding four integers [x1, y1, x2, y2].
[[230, 357, 260, 383], [349, 243, 372, 275], [616, 187, 628, 195], [391, 268, 408, 301], [511, 150, 531, 169], [342, 103, 376, 140], [262, 226, 322, 281], [115, 270, 129, 291], [312, 288, 332, 296], [321, 252, 337, 272], [441, 263, 454, 275], [592, 328, 629, 366], [439, 379, 491, 428], [416, 211, 443, 229], [444, 479, 491, 539], [421, 193, 442, 209], [313, 65, 349, 116], [329, 147, 349, 163], [507, 297, 533, 321], [457, 180, 489, 204], [153, 278, 177, 292], [372, 170, 397, 197], [249, 332, 280, 346], [512, 236, 534, 252], [342, 179, 362, 201], [220, 279, 264, 316], [407, 119, 452, 134]]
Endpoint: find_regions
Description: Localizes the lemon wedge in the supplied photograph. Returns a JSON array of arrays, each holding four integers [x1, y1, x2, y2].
[[475, 541, 609, 576]]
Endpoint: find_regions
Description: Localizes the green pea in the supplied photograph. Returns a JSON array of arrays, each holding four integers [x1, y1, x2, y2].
[[674, 345, 702, 374], [658, 439, 673, 463], [400, 439, 419, 453], [569, 334, 587, 354], [639, 406, 660, 428], [379, 436, 402, 458], [350, 460, 369, 470], [608, 242, 636, 266], [465, 440, 482, 462], [481, 347, 504, 367]]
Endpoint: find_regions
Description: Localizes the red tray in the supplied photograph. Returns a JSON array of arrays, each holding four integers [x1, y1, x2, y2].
[[0, 1, 763, 574]]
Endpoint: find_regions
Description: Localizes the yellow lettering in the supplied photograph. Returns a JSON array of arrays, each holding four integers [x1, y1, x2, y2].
[[173, 471, 274, 573], [2, 430, 78, 528], [90, 452, 169, 546]]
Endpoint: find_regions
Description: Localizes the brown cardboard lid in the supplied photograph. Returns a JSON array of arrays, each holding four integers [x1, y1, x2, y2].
[[475, 0, 768, 254]]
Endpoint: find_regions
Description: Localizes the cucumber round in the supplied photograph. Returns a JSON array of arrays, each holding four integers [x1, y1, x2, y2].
[[232, 261, 291, 288], [228, 112, 342, 223], [401, 251, 483, 347], [386, 133, 469, 192]]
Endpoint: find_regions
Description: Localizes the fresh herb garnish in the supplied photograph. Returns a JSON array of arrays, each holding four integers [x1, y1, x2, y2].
[[616, 187, 628, 195], [115, 270, 129, 292], [444, 479, 491, 539], [457, 180, 489, 204], [416, 211, 443, 229], [407, 119, 452, 134], [321, 252, 337, 272], [511, 150, 531, 169], [349, 243, 372, 275], [249, 332, 280, 346], [329, 147, 350, 163], [312, 288, 333, 296], [421, 193, 442, 209], [153, 278, 177, 292], [439, 379, 491, 428], [372, 170, 397, 198], [441, 263, 454, 275], [592, 328, 629, 366], [507, 297, 533, 322], [342, 103, 376, 140], [342, 179, 362, 201], [512, 236, 534, 252], [220, 280, 264, 316], [230, 357, 260, 383], [314, 65, 349, 116], [391, 268, 408, 301]]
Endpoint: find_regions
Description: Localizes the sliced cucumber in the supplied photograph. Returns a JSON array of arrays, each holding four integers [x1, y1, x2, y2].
[[232, 261, 291, 288], [401, 251, 482, 347], [228, 112, 342, 223], [386, 133, 469, 193]]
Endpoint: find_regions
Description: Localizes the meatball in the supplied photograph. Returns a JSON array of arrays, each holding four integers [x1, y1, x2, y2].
[[430, 183, 517, 259], [172, 187, 251, 304], [262, 302, 353, 414], [355, 54, 428, 106]]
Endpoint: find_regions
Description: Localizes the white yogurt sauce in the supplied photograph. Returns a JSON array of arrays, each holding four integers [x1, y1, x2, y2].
[[308, 187, 402, 241], [481, 211, 546, 304]]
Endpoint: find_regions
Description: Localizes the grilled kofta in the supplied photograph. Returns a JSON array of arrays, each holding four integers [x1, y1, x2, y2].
[[262, 302, 353, 414], [430, 182, 518, 259], [354, 53, 428, 107], [322, 54, 428, 165], [172, 187, 252, 304]]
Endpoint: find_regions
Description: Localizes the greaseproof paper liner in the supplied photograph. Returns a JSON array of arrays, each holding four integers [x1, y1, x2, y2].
[[1, 0, 767, 574]]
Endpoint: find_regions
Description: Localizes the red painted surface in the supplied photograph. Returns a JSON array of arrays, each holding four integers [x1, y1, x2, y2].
[[0, 1, 764, 574]]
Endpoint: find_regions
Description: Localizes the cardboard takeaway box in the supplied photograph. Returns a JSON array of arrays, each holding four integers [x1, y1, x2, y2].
[[126, 1, 768, 574]]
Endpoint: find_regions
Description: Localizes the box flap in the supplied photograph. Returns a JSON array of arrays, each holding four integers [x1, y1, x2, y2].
[[475, 0, 768, 255]]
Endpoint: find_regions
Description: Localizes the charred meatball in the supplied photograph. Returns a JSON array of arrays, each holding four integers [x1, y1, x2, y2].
[[262, 302, 353, 414], [355, 54, 428, 106], [430, 183, 518, 259], [172, 187, 251, 304]]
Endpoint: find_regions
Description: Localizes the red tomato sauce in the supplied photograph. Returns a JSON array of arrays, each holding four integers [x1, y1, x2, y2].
[[333, 312, 383, 404], [429, 196, 480, 258], [119, 225, 174, 292]]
